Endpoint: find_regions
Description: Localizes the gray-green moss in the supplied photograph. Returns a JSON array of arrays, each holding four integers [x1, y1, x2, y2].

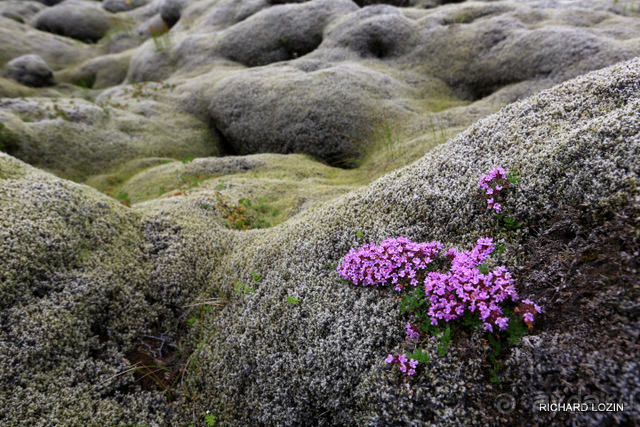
[[0, 152, 193, 425], [0, 0, 639, 424], [0, 96, 220, 181]]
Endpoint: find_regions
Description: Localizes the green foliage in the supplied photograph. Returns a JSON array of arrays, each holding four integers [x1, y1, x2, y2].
[[396, 275, 530, 379], [49, 104, 71, 121], [356, 231, 364, 239], [437, 324, 452, 356], [504, 308, 529, 345], [399, 287, 426, 314], [477, 263, 489, 275], [228, 198, 273, 229], [406, 348, 430, 364], [181, 156, 194, 164], [286, 296, 300, 305], [400, 287, 431, 328], [250, 271, 263, 282], [461, 311, 483, 329], [506, 169, 521, 184], [233, 282, 254, 297], [116, 191, 131, 207], [487, 333, 503, 383], [497, 213, 523, 230], [205, 412, 217, 426]]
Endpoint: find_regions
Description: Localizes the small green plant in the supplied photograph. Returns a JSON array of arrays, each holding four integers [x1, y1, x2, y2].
[[181, 156, 195, 164], [356, 231, 364, 239], [233, 282, 254, 297], [286, 296, 300, 305], [324, 261, 338, 269], [250, 271, 263, 282], [116, 191, 131, 207], [405, 348, 430, 364], [436, 324, 452, 356], [49, 104, 71, 121], [497, 214, 522, 230], [227, 198, 274, 229], [205, 411, 217, 426]]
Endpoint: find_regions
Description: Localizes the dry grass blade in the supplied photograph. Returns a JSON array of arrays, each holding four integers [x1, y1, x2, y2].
[[182, 298, 226, 308]]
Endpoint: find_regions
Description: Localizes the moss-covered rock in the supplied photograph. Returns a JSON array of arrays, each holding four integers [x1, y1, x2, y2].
[[33, 2, 116, 44], [0, 153, 189, 426], [0, 95, 220, 181], [0, 15, 99, 69], [1, 0, 640, 424], [3, 54, 635, 425]]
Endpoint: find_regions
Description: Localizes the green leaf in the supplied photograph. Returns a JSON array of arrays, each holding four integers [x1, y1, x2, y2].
[[437, 324, 452, 356], [406, 348, 430, 363], [506, 170, 521, 184], [477, 263, 489, 275], [205, 413, 217, 426]]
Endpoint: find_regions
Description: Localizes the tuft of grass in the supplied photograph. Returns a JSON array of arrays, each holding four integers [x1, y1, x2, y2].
[[150, 22, 172, 52]]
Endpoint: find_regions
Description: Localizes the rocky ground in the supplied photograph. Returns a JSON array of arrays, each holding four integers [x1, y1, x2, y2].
[[0, 0, 639, 425]]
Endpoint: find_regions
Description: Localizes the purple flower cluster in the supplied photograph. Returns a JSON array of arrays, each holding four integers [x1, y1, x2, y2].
[[385, 353, 418, 375], [405, 322, 420, 342], [424, 237, 519, 331], [519, 298, 543, 328], [337, 236, 442, 291], [478, 167, 509, 213]]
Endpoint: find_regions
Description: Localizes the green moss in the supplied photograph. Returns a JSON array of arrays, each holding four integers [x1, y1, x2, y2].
[[0, 123, 19, 153], [0, 77, 36, 98]]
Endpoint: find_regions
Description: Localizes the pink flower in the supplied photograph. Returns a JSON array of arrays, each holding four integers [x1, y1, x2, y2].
[[495, 317, 509, 330]]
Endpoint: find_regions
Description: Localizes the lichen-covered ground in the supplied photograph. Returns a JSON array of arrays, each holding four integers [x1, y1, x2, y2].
[[1, 0, 639, 425]]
